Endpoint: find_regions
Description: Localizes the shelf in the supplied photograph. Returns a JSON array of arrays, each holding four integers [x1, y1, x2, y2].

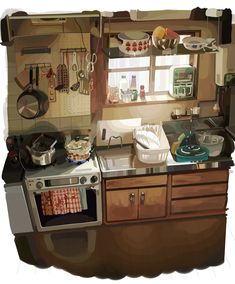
[[1, 11, 102, 45], [103, 44, 218, 58]]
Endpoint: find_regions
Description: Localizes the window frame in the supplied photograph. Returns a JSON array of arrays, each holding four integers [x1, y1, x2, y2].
[[107, 30, 200, 99]]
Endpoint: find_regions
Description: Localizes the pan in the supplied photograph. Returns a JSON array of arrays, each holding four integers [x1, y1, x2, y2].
[[17, 66, 49, 119]]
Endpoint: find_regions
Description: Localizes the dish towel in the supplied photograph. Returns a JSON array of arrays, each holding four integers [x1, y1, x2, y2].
[[50, 189, 68, 215], [41, 191, 53, 215], [41, 188, 82, 216], [66, 187, 82, 213]]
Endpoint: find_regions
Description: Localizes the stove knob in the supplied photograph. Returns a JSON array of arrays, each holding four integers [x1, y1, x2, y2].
[[80, 176, 87, 185], [36, 181, 43, 189], [90, 175, 98, 183]]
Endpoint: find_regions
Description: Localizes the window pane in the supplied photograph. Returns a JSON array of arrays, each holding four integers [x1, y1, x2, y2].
[[108, 57, 150, 69], [155, 54, 190, 66], [108, 71, 149, 92], [154, 70, 169, 92]]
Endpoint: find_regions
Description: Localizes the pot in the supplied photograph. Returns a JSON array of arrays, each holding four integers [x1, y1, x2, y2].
[[118, 31, 150, 56], [65, 137, 92, 162], [26, 134, 57, 166], [198, 134, 224, 157], [17, 66, 49, 119]]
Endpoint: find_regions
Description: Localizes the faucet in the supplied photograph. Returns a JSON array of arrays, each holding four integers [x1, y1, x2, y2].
[[107, 136, 123, 149]]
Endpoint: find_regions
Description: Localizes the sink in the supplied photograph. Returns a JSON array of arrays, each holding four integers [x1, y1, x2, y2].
[[97, 146, 135, 172]]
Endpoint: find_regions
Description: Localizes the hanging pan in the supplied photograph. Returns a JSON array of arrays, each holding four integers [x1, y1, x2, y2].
[[17, 66, 49, 119]]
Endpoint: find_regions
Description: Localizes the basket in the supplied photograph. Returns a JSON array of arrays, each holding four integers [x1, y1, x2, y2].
[[133, 125, 170, 164]]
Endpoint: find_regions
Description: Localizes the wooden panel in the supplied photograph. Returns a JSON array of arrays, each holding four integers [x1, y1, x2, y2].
[[197, 53, 216, 101], [171, 195, 227, 214], [172, 183, 228, 199], [106, 189, 138, 222], [172, 170, 228, 186], [138, 187, 167, 219], [105, 175, 167, 190]]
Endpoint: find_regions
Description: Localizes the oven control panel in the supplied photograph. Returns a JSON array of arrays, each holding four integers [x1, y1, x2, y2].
[[25, 174, 100, 191]]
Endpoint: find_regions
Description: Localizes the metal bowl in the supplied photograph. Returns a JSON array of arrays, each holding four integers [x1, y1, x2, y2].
[[152, 37, 179, 50]]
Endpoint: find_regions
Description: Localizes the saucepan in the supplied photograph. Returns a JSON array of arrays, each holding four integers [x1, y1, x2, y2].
[[17, 66, 49, 119], [26, 134, 57, 166]]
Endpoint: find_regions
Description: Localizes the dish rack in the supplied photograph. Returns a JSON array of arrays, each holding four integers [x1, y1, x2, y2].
[[133, 125, 170, 164]]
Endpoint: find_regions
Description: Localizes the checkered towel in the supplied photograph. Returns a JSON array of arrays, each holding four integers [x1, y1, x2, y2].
[[41, 187, 82, 216], [41, 191, 53, 215]]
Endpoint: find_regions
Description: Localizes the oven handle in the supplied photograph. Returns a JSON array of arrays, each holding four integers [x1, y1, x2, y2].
[[33, 185, 100, 194]]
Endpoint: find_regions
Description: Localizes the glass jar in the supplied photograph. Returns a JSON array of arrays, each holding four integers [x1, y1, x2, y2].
[[140, 85, 146, 100]]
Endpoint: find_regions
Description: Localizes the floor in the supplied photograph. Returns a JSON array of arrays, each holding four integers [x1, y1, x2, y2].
[[0, 164, 235, 284]]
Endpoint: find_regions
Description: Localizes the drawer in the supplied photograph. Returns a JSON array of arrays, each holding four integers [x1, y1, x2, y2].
[[105, 175, 167, 190], [171, 195, 227, 214], [172, 170, 228, 186], [172, 183, 228, 199]]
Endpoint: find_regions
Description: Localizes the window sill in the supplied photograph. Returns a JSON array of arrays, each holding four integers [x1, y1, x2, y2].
[[104, 93, 196, 108]]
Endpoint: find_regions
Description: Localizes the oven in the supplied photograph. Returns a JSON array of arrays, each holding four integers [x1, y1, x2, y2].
[[25, 173, 102, 232]]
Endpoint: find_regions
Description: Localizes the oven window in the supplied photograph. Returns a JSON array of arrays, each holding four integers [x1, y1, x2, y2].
[[34, 189, 97, 227]]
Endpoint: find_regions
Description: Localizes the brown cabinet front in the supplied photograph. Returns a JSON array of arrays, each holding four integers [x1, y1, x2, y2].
[[106, 189, 138, 222], [139, 187, 166, 219], [106, 187, 167, 222]]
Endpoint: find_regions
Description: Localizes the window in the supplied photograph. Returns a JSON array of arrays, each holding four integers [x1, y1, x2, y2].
[[107, 34, 197, 103]]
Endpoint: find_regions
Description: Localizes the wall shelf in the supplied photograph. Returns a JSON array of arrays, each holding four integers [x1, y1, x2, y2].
[[1, 11, 102, 45], [103, 44, 218, 59]]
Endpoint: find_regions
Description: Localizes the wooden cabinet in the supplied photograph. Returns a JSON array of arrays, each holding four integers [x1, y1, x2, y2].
[[106, 187, 166, 222], [104, 169, 230, 224], [105, 174, 167, 223], [106, 189, 138, 222], [138, 187, 166, 219], [170, 170, 229, 216]]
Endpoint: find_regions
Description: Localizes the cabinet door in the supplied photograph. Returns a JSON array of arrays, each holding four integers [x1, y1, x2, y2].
[[106, 190, 138, 222], [138, 187, 167, 219]]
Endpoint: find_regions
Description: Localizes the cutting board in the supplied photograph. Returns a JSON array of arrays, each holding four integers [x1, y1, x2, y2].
[[96, 118, 142, 147]]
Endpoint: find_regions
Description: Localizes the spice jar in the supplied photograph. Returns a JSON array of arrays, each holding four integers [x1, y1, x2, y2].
[[140, 85, 146, 100]]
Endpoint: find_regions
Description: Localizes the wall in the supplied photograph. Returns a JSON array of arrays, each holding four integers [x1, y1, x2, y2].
[[7, 33, 91, 136]]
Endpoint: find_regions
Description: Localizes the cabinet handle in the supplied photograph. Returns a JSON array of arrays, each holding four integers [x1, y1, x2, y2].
[[140, 191, 145, 204], [129, 192, 135, 204]]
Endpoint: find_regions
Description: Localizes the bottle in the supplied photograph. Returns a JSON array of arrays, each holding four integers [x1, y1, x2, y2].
[[119, 75, 129, 101], [139, 85, 146, 100], [130, 75, 138, 101]]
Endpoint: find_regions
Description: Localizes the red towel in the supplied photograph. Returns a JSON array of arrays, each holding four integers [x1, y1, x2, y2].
[[50, 189, 68, 215], [66, 187, 82, 213], [41, 191, 53, 215], [41, 188, 82, 216]]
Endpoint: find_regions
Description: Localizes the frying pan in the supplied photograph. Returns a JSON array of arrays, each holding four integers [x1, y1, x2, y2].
[[17, 66, 49, 119]]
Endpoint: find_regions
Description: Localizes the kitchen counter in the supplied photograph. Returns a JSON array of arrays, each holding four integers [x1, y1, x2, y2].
[[96, 117, 234, 178], [97, 145, 233, 178]]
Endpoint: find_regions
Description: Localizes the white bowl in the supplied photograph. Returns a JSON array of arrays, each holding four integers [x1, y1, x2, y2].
[[182, 36, 208, 51], [198, 134, 224, 157]]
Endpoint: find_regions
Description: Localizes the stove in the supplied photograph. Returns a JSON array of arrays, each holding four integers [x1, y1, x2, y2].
[[25, 154, 101, 190], [24, 152, 102, 232]]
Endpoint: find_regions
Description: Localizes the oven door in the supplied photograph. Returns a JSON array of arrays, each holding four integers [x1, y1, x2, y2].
[[28, 184, 102, 232]]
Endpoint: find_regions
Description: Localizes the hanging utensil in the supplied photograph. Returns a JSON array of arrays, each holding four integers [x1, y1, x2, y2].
[[78, 51, 85, 80], [47, 67, 56, 102], [86, 52, 97, 73], [17, 66, 49, 119], [55, 51, 69, 92], [71, 51, 78, 72], [70, 72, 80, 91]]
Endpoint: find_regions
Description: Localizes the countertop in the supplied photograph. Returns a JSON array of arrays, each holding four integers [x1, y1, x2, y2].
[[96, 117, 234, 178]]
